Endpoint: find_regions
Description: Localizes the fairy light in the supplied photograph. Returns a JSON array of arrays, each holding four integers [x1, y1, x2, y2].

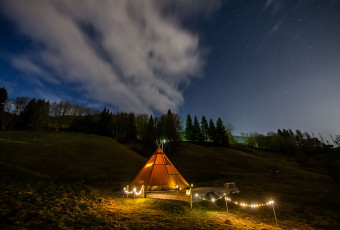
[[123, 186, 278, 226], [193, 193, 275, 208], [123, 186, 143, 196], [124, 187, 276, 215]]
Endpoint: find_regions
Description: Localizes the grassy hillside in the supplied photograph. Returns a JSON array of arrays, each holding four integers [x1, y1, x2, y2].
[[171, 143, 340, 229], [0, 131, 339, 229], [0, 131, 146, 182]]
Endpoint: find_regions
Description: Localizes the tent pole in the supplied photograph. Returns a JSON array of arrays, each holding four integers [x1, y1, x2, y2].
[[162, 154, 180, 190], [146, 155, 157, 188]]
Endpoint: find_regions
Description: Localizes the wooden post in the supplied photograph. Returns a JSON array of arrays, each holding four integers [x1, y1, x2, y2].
[[126, 185, 129, 198], [272, 203, 278, 227], [122, 192, 124, 206], [225, 195, 228, 213], [142, 185, 145, 198], [190, 188, 192, 209]]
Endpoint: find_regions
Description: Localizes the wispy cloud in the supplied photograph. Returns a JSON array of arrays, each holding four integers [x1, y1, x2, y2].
[[1, 0, 220, 113], [262, 0, 282, 15], [12, 56, 60, 85]]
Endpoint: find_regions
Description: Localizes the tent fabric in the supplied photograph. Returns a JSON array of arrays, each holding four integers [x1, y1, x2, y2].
[[130, 147, 189, 191]]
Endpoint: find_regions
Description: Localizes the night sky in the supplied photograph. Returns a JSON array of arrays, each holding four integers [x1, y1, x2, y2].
[[1, 0, 340, 136]]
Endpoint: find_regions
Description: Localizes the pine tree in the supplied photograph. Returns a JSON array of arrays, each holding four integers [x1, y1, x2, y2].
[[0, 87, 8, 130], [97, 107, 114, 136], [215, 117, 228, 146], [185, 114, 193, 141], [193, 116, 203, 142], [201, 116, 209, 142], [208, 118, 216, 142], [127, 113, 137, 140], [0, 87, 7, 112]]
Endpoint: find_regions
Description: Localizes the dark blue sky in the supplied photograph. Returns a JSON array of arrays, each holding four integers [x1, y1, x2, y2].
[[1, 0, 340, 136]]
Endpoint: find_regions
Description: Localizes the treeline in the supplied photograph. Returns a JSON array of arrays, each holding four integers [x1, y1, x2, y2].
[[69, 108, 181, 145], [241, 128, 340, 154], [0, 91, 99, 131], [183, 114, 230, 146], [0, 87, 182, 145]]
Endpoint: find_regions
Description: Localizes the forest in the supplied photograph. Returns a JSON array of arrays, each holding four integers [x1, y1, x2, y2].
[[1, 86, 340, 152]]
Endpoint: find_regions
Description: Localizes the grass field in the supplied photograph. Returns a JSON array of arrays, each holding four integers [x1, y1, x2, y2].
[[1, 131, 339, 229]]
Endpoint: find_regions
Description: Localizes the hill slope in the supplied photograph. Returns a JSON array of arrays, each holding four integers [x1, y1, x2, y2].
[[0, 131, 146, 182], [171, 142, 340, 229], [0, 131, 339, 229]]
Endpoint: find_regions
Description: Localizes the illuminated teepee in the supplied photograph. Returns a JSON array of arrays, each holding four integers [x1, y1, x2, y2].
[[130, 146, 189, 191]]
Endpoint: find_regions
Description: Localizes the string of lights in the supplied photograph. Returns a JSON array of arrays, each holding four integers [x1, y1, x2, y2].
[[123, 187, 143, 196], [122, 187, 278, 227], [123, 187, 275, 208], [194, 193, 274, 208]]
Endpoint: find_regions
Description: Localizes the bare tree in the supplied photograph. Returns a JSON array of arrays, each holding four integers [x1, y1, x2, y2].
[[333, 135, 340, 148], [14, 97, 29, 115], [225, 123, 235, 134], [8, 97, 30, 129]]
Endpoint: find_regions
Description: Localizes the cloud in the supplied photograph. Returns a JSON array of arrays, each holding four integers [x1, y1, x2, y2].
[[12, 56, 60, 86], [1, 0, 220, 113], [263, 0, 282, 15]]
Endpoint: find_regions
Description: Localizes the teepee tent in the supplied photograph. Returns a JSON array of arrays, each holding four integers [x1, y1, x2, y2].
[[130, 146, 189, 191]]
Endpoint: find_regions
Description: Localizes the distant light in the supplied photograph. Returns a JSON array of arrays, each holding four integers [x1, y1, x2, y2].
[[211, 198, 215, 202]]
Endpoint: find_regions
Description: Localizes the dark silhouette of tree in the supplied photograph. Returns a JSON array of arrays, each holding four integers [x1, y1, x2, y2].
[[127, 113, 137, 140], [136, 114, 149, 141], [200, 116, 209, 142], [112, 112, 137, 140], [208, 118, 216, 142], [288, 129, 294, 138], [145, 115, 156, 144], [184, 114, 193, 141], [16, 99, 50, 130], [334, 135, 340, 148], [158, 109, 181, 142], [97, 107, 114, 136], [282, 129, 290, 137], [0, 87, 8, 130], [8, 97, 29, 129], [0, 87, 7, 111], [303, 131, 311, 140], [215, 117, 228, 146], [69, 114, 95, 133], [193, 116, 203, 142], [295, 130, 304, 146], [225, 123, 236, 146]]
